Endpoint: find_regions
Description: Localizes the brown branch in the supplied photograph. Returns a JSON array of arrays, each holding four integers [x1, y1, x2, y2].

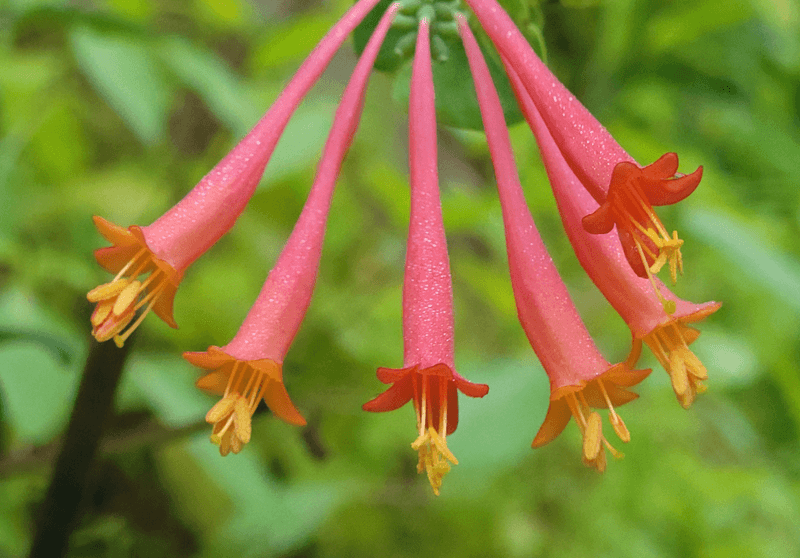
[[0, 417, 208, 478], [28, 338, 132, 558]]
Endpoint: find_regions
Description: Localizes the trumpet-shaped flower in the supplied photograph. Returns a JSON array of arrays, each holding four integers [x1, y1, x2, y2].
[[185, 3, 400, 456], [88, 217, 182, 347], [184, 348, 305, 455], [508, 67, 720, 409], [459, 18, 648, 471], [582, 154, 703, 284], [87, 0, 384, 347], [462, 0, 701, 285], [363, 19, 488, 494]]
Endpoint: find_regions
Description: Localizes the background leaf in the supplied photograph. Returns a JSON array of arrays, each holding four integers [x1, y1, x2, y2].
[[70, 25, 171, 145]]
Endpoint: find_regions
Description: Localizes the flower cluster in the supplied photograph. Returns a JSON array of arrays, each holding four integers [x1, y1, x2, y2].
[[88, 0, 719, 493]]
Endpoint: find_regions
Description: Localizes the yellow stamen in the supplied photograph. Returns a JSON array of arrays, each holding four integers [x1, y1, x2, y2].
[[411, 427, 457, 496], [93, 310, 135, 342], [233, 396, 252, 444], [87, 279, 129, 302], [207, 394, 237, 423], [635, 241, 677, 315], [583, 412, 603, 461], [113, 291, 162, 347], [609, 413, 630, 443], [411, 375, 457, 495], [618, 185, 685, 287], [597, 380, 631, 443], [90, 299, 114, 327], [112, 280, 141, 316], [566, 386, 627, 473], [644, 322, 708, 409], [204, 363, 277, 456], [89, 242, 175, 347]]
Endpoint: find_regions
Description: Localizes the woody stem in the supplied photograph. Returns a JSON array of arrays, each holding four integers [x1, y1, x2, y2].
[[28, 335, 132, 558]]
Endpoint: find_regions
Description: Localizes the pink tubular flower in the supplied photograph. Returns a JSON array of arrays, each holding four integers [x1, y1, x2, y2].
[[461, 0, 702, 286], [183, 4, 401, 457], [87, 0, 384, 347], [459, 17, 649, 471], [507, 65, 721, 409], [362, 19, 489, 495]]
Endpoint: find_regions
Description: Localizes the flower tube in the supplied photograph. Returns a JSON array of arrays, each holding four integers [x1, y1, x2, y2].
[[507, 63, 720, 409], [184, 4, 400, 456], [460, 0, 701, 285], [88, 0, 384, 347], [459, 17, 649, 471], [363, 18, 489, 494]]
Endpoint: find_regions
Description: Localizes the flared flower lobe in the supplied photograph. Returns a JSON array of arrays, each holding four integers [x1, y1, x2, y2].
[[582, 153, 703, 284], [363, 364, 488, 494], [185, 346, 306, 456], [534, 362, 650, 472], [88, 216, 182, 347]]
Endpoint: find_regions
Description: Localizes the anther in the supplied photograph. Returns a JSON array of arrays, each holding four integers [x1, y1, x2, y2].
[[233, 397, 252, 444], [669, 351, 689, 397], [87, 279, 128, 302], [609, 412, 630, 443], [583, 412, 603, 461], [91, 300, 114, 326], [112, 280, 141, 316], [207, 394, 237, 423], [597, 380, 631, 443]]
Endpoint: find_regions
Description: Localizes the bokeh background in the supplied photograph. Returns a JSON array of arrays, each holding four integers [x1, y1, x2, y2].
[[2, 0, 800, 556]]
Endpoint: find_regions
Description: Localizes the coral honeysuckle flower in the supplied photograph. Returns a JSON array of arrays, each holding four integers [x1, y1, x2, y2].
[[363, 364, 489, 492], [87, 0, 384, 347], [509, 72, 720, 409], [363, 19, 488, 495], [459, 17, 649, 471], [581, 154, 702, 284], [184, 348, 306, 456], [462, 0, 701, 285], [185, 4, 400, 456], [88, 216, 182, 347]]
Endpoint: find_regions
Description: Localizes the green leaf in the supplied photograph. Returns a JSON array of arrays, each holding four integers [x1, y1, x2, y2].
[[0, 342, 77, 444], [684, 208, 800, 315], [70, 25, 171, 145], [159, 37, 260, 137], [0, 287, 83, 365], [187, 437, 344, 556], [0, 329, 75, 366], [447, 358, 548, 483], [125, 354, 210, 428]]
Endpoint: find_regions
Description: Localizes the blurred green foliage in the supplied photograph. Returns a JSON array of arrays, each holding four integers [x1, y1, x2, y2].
[[1, 0, 800, 556]]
